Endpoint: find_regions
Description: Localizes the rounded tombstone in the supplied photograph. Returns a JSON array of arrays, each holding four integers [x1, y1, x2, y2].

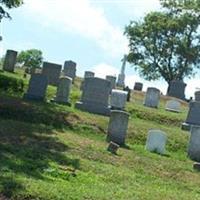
[[84, 71, 95, 78], [134, 82, 143, 91], [145, 129, 167, 155], [144, 87, 160, 108], [106, 75, 116, 91], [3, 49, 18, 72], [54, 76, 72, 106], [195, 91, 200, 101], [167, 80, 186, 100], [165, 99, 181, 113], [75, 77, 111, 116], [110, 89, 128, 110], [63, 60, 77, 82], [107, 110, 129, 146], [188, 125, 200, 162]]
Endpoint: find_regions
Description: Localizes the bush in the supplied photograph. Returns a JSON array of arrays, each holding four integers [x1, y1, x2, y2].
[[0, 74, 24, 93]]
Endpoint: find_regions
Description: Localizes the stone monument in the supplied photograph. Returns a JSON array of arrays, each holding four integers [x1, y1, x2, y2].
[[117, 55, 127, 88], [195, 91, 200, 101], [3, 50, 18, 72], [106, 75, 116, 92], [24, 74, 48, 101], [63, 60, 76, 82], [123, 86, 131, 102], [145, 129, 167, 155], [165, 99, 181, 113], [84, 71, 95, 78], [42, 62, 62, 86], [107, 110, 129, 146], [134, 82, 143, 91], [144, 87, 160, 108], [75, 77, 111, 116]]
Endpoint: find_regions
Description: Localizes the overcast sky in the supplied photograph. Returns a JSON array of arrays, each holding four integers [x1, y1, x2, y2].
[[1, 0, 200, 98]]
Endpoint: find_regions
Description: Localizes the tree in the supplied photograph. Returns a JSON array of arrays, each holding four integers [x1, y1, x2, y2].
[[17, 49, 43, 69], [0, 0, 23, 21], [124, 0, 200, 91]]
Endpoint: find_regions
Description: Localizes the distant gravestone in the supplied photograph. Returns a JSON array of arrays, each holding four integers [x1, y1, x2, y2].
[[165, 99, 181, 113], [106, 75, 116, 92], [144, 87, 160, 108], [146, 129, 167, 155], [63, 60, 76, 82], [84, 71, 95, 78], [3, 50, 18, 72], [168, 80, 186, 100], [24, 74, 48, 101], [195, 91, 200, 101], [110, 89, 127, 110], [107, 141, 120, 154], [107, 110, 129, 146], [52, 76, 72, 106], [42, 62, 62, 86], [188, 125, 200, 162], [75, 77, 111, 116], [123, 86, 131, 102], [134, 82, 143, 91]]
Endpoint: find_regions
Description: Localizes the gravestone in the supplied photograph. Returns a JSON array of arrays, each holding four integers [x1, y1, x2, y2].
[[84, 71, 95, 78], [168, 80, 186, 100], [165, 99, 181, 113], [42, 62, 62, 86], [146, 129, 167, 155], [123, 86, 131, 102], [195, 91, 200, 101], [53, 76, 72, 106], [117, 55, 127, 87], [3, 50, 18, 72], [63, 60, 76, 82], [188, 125, 200, 162], [24, 74, 48, 101], [107, 110, 129, 146], [110, 89, 127, 110], [134, 82, 143, 91], [75, 77, 111, 116], [144, 87, 160, 108], [106, 75, 116, 92], [107, 141, 120, 154]]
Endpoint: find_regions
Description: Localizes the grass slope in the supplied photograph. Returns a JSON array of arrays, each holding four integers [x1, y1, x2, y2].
[[0, 69, 199, 200]]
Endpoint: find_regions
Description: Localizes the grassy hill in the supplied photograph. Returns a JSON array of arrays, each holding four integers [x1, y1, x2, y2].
[[0, 69, 199, 200]]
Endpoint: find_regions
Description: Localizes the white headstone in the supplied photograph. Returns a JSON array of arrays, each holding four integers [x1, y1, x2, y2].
[[146, 130, 167, 155], [165, 99, 181, 113]]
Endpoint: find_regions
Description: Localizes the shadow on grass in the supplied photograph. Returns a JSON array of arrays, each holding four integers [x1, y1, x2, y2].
[[0, 120, 80, 198]]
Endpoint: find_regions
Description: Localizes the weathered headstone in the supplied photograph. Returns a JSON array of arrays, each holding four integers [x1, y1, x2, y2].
[[195, 91, 200, 101], [188, 125, 200, 162], [106, 75, 116, 92], [84, 71, 95, 78], [168, 80, 186, 100], [134, 82, 143, 91], [42, 62, 62, 86], [63, 60, 76, 82], [123, 86, 131, 102], [145, 129, 167, 155], [110, 89, 127, 110], [52, 76, 72, 106], [144, 87, 160, 108], [107, 110, 129, 146], [3, 50, 18, 72], [24, 74, 48, 101], [107, 141, 120, 154], [165, 99, 181, 113], [75, 77, 111, 116]]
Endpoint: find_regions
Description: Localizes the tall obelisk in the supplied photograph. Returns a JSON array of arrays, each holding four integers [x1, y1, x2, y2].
[[117, 54, 127, 88]]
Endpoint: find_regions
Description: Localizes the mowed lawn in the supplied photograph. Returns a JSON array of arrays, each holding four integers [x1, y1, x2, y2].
[[0, 69, 199, 200]]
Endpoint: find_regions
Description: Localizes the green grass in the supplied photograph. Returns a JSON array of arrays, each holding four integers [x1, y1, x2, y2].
[[0, 69, 199, 200]]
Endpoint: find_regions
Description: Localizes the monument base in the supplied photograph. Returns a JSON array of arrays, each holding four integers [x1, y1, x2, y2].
[[165, 108, 180, 113], [23, 93, 45, 101], [181, 122, 191, 131], [75, 101, 110, 116], [51, 98, 71, 106]]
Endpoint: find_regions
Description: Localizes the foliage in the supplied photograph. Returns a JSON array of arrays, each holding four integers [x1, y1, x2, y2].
[[125, 0, 200, 86], [17, 49, 43, 69]]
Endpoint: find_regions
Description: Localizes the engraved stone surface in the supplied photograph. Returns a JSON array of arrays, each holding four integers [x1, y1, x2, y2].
[[165, 99, 181, 113], [144, 87, 160, 108], [110, 89, 127, 110], [3, 50, 18, 72]]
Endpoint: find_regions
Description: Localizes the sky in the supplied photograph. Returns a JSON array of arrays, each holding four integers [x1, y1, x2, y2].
[[1, 0, 200, 98]]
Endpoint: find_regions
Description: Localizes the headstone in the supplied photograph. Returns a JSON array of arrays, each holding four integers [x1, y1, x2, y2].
[[75, 77, 111, 116], [165, 99, 181, 113], [52, 76, 72, 106], [24, 74, 48, 101], [110, 89, 127, 110], [145, 129, 167, 155], [134, 82, 143, 91], [167, 80, 186, 100], [193, 162, 200, 172], [42, 62, 62, 86], [188, 125, 200, 162], [107, 141, 120, 154], [123, 86, 131, 102], [63, 60, 76, 82], [106, 75, 116, 92], [107, 110, 129, 146], [144, 87, 160, 108], [84, 71, 95, 78], [195, 91, 200, 101], [3, 50, 18, 72], [117, 55, 127, 87]]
